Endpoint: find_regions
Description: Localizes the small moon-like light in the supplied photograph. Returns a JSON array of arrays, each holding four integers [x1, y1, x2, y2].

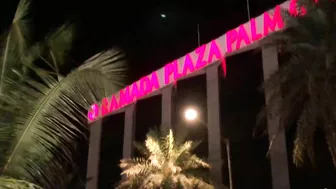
[[184, 108, 198, 121]]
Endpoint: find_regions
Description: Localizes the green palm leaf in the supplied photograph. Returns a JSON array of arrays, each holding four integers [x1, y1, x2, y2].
[[0, 177, 43, 189], [38, 23, 75, 76], [257, 0, 336, 166], [0, 49, 127, 188], [0, 1, 128, 188], [0, 0, 33, 94], [117, 129, 214, 189]]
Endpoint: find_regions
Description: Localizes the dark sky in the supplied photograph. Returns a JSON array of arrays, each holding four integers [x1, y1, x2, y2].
[[3, 1, 336, 189], [0, 0, 283, 81]]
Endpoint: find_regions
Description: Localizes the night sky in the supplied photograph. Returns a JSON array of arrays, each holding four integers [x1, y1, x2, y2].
[[0, 0, 283, 79], [1, 0, 336, 189]]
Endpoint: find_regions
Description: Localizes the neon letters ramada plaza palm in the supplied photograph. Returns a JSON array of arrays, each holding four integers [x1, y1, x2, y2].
[[87, 0, 314, 122]]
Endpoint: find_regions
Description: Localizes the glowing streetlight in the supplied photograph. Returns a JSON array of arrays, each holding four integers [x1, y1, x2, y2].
[[160, 13, 166, 18], [184, 108, 198, 121], [183, 106, 233, 189]]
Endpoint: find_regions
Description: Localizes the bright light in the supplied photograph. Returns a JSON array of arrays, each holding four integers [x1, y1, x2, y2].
[[184, 108, 198, 121], [151, 158, 159, 166], [161, 14, 166, 18]]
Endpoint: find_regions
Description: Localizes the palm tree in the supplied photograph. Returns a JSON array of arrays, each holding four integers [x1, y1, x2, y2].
[[0, 177, 43, 189], [0, 0, 33, 95], [258, 0, 336, 167], [0, 0, 127, 188], [117, 129, 214, 189]]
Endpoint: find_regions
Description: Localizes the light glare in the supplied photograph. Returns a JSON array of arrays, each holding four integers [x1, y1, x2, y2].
[[184, 108, 198, 121]]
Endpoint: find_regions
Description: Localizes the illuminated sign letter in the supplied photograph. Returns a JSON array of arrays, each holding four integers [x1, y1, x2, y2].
[[236, 25, 251, 49], [101, 98, 110, 116], [88, 104, 99, 121], [119, 86, 131, 107], [172, 60, 182, 81], [109, 95, 119, 112], [130, 82, 140, 102], [226, 29, 238, 53], [250, 18, 262, 41], [208, 40, 227, 77], [289, 0, 308, 16], [195, 44, 207, 69], [139, 72, 160, 96], [164, 63, 174, 84], [164, 60, 182, 85], [263, 6, 284, 36], [182, 54, 195, 76], [145, 72, 160, 93], [208, 40, 222, 63], [138, 77, 147, 96]]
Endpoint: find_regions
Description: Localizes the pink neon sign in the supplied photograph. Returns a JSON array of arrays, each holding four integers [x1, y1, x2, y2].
[[289, 0, 326, 16], [88, 0, 321, 122], [164, 40, 225, 85]]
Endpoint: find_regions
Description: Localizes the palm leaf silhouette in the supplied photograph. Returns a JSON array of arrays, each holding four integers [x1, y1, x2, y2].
[[0, 3, 128, 186], [0, 0, 33, 95], [257, 0, 336, 166], [0, 1, 128, 187], [0, 48, 127, 188], [0, 177, 43, 189]]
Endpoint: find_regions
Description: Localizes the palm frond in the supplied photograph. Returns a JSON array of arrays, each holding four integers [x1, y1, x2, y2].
[[176, 175, 192, 189], [121, 162, 152, 177], [174, 141, 192, 160], [0, 177, 43, 189], [118, 129, 213, 188], [162, 130, 174, 159], [0, 49, 127, 188], [79, 49, 127, 88], [146, 135, 165, 163], [116, 176, 142, 189], [120, 158, 148, 169], [140, 173, 164, 188], [0, 0, 34, 95], [258, 0, 336, 166], [133, 141, 150, 157], [43, 23, 75, 75], [185, 155, 210, 169], [187, 176, 214, 189]]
